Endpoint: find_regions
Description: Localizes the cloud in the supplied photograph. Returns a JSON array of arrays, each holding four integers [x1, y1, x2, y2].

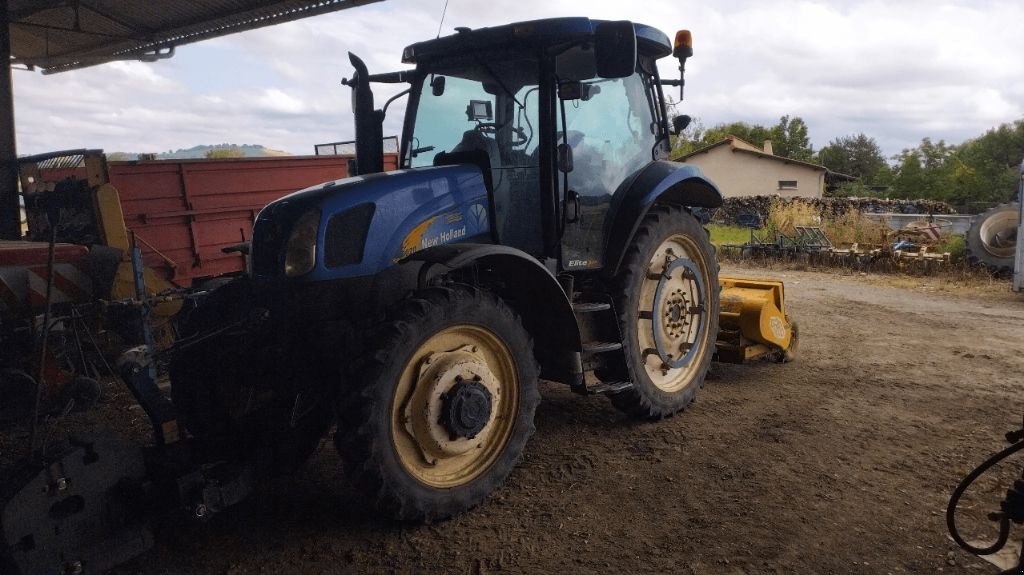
[[11, 0, 1024, 158], [255, 88, 307, 115]]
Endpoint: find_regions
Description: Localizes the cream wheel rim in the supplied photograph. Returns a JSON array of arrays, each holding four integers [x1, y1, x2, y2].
[[390, 325, 519, 488], [635, 234, 712, 393]]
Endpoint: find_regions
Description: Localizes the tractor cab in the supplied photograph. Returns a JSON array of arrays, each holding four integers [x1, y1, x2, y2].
[[352, 18, 691, 272]]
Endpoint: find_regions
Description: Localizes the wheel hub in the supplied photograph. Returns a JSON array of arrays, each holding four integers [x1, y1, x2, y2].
[[439, 379, 493, 440], [402, 345, 502, 461], [652, 256, 705, 370]]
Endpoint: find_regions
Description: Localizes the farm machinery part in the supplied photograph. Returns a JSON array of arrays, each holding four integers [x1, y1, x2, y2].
[[948, 417, 1024, 574], [1, 344, 259, 575], [965, 160, 1022, 284], [966, 202, 1019, 276], [716, 276, 797, 364], [17, 149, 184, 343], [723, 218, 954, 273], [2, 17, 800, 573], [1, 150, 199, 417]]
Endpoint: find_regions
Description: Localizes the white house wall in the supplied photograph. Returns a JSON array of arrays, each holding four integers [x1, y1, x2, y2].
[[683, 147, 825, 198]]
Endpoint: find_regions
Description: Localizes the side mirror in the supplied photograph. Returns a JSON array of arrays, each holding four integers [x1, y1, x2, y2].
[[672, 115, 692, 135], [431, 75, 446, 97], [594, 21, 637, 79], [557, 143, 574, 173]]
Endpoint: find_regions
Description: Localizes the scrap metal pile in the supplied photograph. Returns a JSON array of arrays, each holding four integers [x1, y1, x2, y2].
[[711, 196, 958, 225], [717, 196, 957, 274], [721, 228, 954, 274]]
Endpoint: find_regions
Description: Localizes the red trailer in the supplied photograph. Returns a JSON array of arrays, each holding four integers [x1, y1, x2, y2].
[[32, 152, 400, 287]]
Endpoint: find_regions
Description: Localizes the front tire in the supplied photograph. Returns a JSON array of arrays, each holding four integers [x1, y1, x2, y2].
[[335, 286, 539, 522], [608, 205, 720, 420]]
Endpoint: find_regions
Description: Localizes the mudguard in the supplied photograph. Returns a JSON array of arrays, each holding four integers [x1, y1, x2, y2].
[[603, 160, 722, 276], [402, 243, 581, 353]]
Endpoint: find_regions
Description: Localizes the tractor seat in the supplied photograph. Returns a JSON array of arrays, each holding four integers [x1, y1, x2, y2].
[[435, 129, 502, 192], [451, 130, 501, 171]]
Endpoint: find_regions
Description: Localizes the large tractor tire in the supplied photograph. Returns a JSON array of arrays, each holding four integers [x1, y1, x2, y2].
[[169, 279, 333, 474], [607, 205, 720, 420], [966, 203, 1019, 274], [335, 286, 539, 522]]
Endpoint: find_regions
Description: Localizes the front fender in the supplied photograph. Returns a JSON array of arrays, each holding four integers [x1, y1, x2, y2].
[[401, 243, 581, 352], [603, 160, 722, 276]]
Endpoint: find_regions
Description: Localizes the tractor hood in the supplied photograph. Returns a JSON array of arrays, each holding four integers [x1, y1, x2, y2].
[[252, 164, 491, 281]]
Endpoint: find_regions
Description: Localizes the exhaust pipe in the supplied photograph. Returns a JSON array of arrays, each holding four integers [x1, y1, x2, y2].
[[345, 53, 385, 176]]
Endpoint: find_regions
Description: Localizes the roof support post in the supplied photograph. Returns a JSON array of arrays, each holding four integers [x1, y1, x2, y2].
[[0, 1, 22, 239]]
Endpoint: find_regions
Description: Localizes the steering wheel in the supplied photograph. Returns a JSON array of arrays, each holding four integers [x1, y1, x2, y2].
[[475, 122, 501, 134]]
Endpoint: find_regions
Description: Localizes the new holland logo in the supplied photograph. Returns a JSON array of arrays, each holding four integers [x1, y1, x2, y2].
[[470, 203, 488, 231]]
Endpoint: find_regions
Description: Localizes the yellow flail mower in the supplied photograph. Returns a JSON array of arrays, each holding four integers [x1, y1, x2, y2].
[[715, 275, 799, 364]]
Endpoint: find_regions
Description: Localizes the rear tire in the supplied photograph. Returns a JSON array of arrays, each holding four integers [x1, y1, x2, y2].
[[607, 205, 719, 420], [966, 203, 1019, 274], [334, 286, 539, 522]]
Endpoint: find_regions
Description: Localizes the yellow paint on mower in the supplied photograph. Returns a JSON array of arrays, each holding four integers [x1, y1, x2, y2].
[[92, 157, 183, 348], [716, 275, 798, 364]]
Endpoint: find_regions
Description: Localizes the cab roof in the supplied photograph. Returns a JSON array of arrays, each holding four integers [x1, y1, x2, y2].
[[402, 17, 672, 64]]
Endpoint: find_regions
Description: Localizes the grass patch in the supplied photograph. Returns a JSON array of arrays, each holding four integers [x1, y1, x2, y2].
[[708, 224, 753, 247]]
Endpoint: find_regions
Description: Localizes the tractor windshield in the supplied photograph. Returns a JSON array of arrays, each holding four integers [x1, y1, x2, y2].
[[408, 58, 543, 254], [408, 59, 538, 168]]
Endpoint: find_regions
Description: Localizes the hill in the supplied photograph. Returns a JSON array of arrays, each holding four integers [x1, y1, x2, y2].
[[107, 144, 294, 160]]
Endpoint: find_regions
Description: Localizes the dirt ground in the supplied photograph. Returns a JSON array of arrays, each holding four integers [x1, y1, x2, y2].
[[6, 264, 1024, 574]]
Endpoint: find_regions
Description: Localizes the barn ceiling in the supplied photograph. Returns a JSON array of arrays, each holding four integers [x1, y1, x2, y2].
[[7, 0, 384, 74]]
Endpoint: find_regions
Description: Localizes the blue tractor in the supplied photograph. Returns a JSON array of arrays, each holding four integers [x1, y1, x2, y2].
[[171, 18, 725, 521]]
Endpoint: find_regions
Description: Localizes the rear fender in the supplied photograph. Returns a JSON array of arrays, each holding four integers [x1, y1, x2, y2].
[[604, 160, 722, 276], [400, 243, 582, 381]]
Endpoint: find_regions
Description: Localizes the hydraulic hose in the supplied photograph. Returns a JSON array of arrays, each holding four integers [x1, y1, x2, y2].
[[947, 435, 1024, 555]]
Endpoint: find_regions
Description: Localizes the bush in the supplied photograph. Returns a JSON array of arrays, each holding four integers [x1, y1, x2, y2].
[[766, 200, 819, 236], [765, 199, 889, 246], [939, 234, 966, 261], [822, 210, 890, 246]]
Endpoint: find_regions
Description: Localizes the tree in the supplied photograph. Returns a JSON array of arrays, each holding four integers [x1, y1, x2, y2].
[[670, 115, 815, 161], [888, 138, 958, 200], [206, 147, 246, 159], [817, 133, 886, 183], [953, 119, 1024, 204], [770, 115, 814, 161]]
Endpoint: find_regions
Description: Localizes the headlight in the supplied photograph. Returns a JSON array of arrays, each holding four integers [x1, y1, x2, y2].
[[284, 209, 320, 277]]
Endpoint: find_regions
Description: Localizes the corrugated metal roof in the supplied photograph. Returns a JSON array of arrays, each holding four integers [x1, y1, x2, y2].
[[8, 0, 384, 74]]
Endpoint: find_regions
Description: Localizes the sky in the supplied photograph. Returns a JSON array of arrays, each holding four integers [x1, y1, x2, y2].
[[11, 0, 1024, 159]]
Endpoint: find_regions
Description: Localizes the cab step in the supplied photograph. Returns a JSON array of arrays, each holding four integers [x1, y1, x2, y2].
[[583, 341, 623, 354], [585, 381, 633, 395], [572, 301, 611, 313]]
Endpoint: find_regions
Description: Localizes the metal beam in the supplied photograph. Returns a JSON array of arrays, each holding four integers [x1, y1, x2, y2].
[[1014, 162, 1023, 293], [1, 0, 23, 239], [7, 0, 68, 22]]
